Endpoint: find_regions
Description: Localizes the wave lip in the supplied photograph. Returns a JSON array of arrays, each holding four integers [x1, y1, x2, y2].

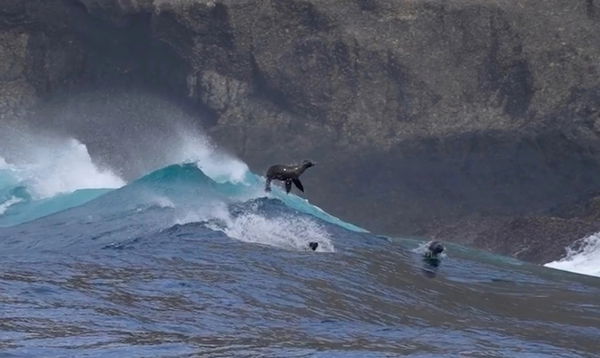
[[545, 233, 600, 277], [0, 139, 124, 226], [4, 138, 124, 199]]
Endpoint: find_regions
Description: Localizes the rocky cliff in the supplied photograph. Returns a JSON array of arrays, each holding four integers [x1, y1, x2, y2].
[[2, 0, 600, 263]]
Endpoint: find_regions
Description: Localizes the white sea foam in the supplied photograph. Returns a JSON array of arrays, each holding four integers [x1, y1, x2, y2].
[[412, 241, 447, 258], [174, 197, 335, 252], [168, 129, 250, 184], [19, 138, 124, 198], [0, 196, 23, 215], [220, 213, 335, 252], [29, 138, 124, 198], [1, 136, 124, 199], [174, 201, 231, 226], [545, 233, 600, 277], [148, 195, 176, 209]]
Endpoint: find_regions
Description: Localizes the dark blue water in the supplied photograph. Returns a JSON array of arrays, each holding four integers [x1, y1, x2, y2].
[[1, 163, 599, 357]]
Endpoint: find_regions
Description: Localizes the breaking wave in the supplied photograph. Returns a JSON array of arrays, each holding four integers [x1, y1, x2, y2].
[[545, 233, 600, 277], [1, 132, 599, 357]]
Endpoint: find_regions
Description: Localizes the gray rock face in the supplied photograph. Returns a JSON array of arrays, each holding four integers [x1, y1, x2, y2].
[[2, 0, 600, 263]]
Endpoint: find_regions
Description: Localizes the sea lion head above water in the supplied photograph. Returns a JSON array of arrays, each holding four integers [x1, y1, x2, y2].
[[426, 241, 445, 257]]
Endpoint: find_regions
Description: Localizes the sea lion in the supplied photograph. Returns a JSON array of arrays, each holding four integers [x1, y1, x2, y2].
[[422, 241, 445, 277], [265, 160, 315, 194], [424, 241, 445, 258]]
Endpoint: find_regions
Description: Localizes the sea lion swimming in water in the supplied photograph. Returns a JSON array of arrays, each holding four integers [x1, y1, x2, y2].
[[422, 241, 445, 276], [424, 241, 445, 259], [265, 160, 315, 194]]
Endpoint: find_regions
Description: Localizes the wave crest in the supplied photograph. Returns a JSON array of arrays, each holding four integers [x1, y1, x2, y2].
[[545, 233, 600, 277]]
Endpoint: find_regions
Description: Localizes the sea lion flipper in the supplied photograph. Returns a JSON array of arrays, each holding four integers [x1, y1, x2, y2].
[[292, 178, 304, 192], [285, 179, 292, 194]]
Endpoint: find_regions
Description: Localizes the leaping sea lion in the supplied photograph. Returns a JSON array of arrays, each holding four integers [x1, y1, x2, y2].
[[265, 160, 315, 194]]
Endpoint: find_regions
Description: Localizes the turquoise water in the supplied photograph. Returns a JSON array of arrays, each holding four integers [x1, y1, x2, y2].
[[0, 188, 112, 227]]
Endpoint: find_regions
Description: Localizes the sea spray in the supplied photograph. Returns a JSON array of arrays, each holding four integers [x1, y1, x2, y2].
[[0, 136, 124, 225], [174, 199, 335, 252], [170, 131, 250, 184], [220, 213, 335, 252], [0, 136, 124, 199], [16, 138, 124, 198], [545, 233, 600, 277], [411, 241, 447, 258]]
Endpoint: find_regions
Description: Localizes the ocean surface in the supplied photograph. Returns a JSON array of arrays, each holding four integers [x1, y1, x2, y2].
[[1, 138, 599, 357]]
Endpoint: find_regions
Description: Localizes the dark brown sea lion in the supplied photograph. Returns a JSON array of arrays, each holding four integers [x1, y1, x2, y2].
[[265, 160, 315, 194]]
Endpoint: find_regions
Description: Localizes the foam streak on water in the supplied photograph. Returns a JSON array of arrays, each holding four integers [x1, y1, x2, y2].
[[0, 196, 23, 215], [221, 213, 335, 252]]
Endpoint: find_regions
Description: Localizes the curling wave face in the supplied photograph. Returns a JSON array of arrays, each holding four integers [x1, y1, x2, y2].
[[0, 139, 123, 227]]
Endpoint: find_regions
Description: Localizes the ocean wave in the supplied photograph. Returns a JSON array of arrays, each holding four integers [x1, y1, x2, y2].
[[545, 233, 600, 277], [0, 196, 23, 215], [1, 137, 123, 199], [1, 133, 599, 358], [0, 138, 124, 226]]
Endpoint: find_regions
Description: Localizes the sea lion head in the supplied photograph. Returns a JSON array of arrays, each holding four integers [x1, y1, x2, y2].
[[428, 241, 445, 256], [302, 160, 316, 168]]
